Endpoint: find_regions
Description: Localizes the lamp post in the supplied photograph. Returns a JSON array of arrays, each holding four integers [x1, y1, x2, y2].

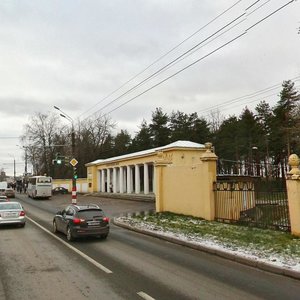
[[8, 154, 16, 181], [252, 146, 258, 176], [54, 106, 77, 204], [16, 145, 28, 176]]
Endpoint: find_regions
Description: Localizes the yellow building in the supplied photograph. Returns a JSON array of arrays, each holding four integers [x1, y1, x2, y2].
[[86, 141, 218, 220]]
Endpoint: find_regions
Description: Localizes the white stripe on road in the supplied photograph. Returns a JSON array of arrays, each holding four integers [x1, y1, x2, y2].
[[26, 216, 113, 274], [137, 291, 156, 300]]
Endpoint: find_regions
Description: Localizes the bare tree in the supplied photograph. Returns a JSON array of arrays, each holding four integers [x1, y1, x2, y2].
[[20, 112, 63, 176], [207, 109, 225, 134], [75, 113, 116, 176]]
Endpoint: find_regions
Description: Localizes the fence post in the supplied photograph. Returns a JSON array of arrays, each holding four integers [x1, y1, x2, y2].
[[200, 143, 218, 221], [286, 154, 300, 236]]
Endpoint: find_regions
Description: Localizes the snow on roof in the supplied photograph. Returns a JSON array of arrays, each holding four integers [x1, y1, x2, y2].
[[86, 140, 205, 166]]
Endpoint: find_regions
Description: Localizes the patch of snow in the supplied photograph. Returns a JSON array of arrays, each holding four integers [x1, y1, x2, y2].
[[86, 140, 205, 165], [115, 217, 300, 272]]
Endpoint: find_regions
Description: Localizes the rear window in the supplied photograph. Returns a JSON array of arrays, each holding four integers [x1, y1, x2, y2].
[[0, 203, 22, 210], [77, 209, 104, 219], [37, 177, 52, 183]]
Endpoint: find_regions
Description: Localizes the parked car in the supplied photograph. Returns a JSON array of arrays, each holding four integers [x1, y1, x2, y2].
[[0, 201, 26, 227], [53, 204, 109, 241], [0, 196, 9, 202], [52, 187, 69, 195], [4, 188, 15, 198]]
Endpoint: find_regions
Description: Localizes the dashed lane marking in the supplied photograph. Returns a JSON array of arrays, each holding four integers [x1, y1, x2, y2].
[[137, 291, 156, 300], [26, 216, 113, 274]]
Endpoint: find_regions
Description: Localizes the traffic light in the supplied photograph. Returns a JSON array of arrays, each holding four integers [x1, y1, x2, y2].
[[52, 153, 69, 166], [73, 167, 78, 179]]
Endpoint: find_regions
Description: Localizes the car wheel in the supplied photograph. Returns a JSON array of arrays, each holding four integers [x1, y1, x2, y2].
[[53, 220, 58, 233], [101, 234, 108, 240], [66, 226, 74, 241]]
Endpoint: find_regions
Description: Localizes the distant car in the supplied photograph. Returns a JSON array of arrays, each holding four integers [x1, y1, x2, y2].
[[4, 188, 15, 198], [0, 201, 26, 227], [52, 187, 69, 195], [53, 204, 109, 241], [0, 196, 9, 202]]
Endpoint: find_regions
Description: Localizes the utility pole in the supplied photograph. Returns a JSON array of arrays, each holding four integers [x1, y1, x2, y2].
[[54, 106, 77, 204]]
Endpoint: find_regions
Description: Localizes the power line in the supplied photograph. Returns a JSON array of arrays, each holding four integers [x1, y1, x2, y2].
[[101, 1, 295, 117], [107, 0, 271, 99], [199, 76, 300, 114], [203, 83, 300, 119], [87, 12, 247, 117], [78, 0, 244, 119]]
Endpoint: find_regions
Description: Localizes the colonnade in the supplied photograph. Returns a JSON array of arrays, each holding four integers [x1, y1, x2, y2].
[[97, 163, 155, 195]]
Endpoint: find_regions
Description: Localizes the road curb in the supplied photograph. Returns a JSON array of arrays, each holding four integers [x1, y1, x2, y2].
[[113, 218, 300, 281]]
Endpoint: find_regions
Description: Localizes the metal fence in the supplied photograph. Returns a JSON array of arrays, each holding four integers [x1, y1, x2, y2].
[[214, 178, 290, 232]]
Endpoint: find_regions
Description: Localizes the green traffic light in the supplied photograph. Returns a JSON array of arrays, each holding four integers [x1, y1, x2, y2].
[[57, 159, 62, 164]]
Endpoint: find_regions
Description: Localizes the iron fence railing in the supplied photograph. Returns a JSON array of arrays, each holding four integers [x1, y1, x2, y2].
[[214, 179, 290, 232]]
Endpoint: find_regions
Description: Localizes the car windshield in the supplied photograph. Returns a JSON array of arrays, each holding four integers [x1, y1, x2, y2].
[[0, 203, 22, 210], [77, 210, 104, 219]]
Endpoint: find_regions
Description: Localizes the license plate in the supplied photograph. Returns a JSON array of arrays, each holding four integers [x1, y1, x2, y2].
[[87, 221, 100, 226], [3, 212, 18, 218]]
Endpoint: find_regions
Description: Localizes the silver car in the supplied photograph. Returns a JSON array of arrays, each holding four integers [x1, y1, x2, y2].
[[0, 202, 26, 227], [0, 195, 8, 202]]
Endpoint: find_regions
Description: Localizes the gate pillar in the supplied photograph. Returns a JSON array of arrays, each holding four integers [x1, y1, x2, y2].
[[287, 154, 300, 236]]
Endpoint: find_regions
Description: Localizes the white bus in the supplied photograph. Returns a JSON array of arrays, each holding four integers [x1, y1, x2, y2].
[[27, 176, 52, 199]]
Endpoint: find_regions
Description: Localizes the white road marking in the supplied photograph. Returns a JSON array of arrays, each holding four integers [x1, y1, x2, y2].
[[26, 216, 113, 274], [137, 291, 156, 300]]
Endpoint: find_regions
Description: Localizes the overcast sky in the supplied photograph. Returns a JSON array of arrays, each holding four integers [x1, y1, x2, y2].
[[0, 0, 299, 177]]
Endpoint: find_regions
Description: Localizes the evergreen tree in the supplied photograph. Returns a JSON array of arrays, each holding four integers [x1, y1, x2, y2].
[[130, 120, 153, 152], [113, 130, 132, 156], [271, 80, 300, 177], [149, 108, 170, 147], [214, 115, 240, 174]]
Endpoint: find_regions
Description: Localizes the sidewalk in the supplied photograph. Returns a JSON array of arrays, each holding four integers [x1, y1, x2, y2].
[[113, 216, 300, 281]]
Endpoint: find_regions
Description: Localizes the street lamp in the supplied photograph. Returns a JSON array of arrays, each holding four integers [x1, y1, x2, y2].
[[54, 106, 77, 204], [8, 154, 16, 181], [16, 145, 28, 176], [252, 146, 258, 176]]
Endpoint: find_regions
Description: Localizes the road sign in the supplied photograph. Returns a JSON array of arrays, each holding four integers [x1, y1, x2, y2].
[[70, 158, 78, 167]]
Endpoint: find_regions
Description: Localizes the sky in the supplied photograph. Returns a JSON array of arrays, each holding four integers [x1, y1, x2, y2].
[[0, 0, 299, 177]]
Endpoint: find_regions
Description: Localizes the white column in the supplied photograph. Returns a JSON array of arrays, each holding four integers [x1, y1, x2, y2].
[[97, 170, 101, 192], [113, 167, 117, 193], [127, 166, 132, 193], [144, 163, 149, 194], [153, 166, 156, 193], [123, 168, 127, 193], [135, 164, 140, 194], [107, 168, 111, 193], [101, 169, 105, 192], [119, 166, 124, 193]]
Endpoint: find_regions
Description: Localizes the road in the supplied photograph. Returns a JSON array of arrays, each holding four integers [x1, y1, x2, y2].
[[1, 193, 300, 300]]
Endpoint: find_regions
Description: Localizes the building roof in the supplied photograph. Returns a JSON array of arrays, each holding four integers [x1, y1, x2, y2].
[[86, 140, 205, 166]]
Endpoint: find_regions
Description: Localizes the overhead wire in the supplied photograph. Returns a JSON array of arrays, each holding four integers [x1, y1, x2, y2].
[[101, 0, 296, 117], [202, 83, 300, 119], [198, 76, 300, 115], [84, 0, 290, 120], [78, 0, 244, 119], [86, 12, 248, 117]]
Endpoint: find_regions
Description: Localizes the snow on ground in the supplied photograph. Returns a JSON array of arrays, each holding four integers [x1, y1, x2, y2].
[[115, 216, 300, 273]]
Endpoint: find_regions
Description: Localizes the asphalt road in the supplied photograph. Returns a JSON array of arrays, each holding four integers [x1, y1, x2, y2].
[[1, 193, 300, 300]]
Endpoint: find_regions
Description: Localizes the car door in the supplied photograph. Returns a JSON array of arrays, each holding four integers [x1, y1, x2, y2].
[[54, 208, 65, 232], [61, 206, 74, 234]]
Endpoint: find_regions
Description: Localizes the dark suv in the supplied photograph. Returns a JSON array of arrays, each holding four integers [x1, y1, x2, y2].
[[53, 204, 109, 241]]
